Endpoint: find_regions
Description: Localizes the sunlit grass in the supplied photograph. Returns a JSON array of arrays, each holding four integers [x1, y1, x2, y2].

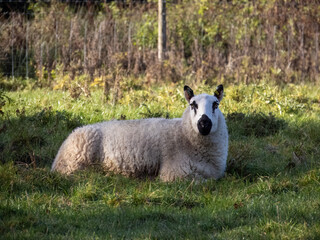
[[1, 81, 319, 239]]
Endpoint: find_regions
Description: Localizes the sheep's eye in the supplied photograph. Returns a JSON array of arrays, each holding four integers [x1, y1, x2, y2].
[[212, 101, 219, 112], [190, 101, 198, 109], [190, 101, 198, 114]]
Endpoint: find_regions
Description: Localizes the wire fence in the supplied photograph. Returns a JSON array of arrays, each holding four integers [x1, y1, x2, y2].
[[1, 1, 320, 84], [0, 2, 160, 81]]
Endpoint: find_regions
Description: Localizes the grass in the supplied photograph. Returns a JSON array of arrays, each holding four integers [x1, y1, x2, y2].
[[0, 81, 320, 239]]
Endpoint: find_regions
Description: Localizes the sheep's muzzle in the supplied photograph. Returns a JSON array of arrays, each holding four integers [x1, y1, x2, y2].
[[197, 114, 212, 136]]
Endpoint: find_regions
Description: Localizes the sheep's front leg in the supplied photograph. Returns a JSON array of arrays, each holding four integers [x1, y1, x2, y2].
[[159, 154, 193, 182]]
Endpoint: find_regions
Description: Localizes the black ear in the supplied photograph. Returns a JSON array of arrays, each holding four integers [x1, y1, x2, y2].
[[184, 85, 194, 103], [214, 84, 224, 101]]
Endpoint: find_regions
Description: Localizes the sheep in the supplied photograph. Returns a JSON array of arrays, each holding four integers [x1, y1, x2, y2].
[[51, 85, 228, 181]]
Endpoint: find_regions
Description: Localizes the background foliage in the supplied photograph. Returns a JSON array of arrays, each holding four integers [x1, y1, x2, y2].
[[1, 0, 320, 92]]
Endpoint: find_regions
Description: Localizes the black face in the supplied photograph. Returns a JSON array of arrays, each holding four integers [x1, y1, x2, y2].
[[197, 114, 212, 136]]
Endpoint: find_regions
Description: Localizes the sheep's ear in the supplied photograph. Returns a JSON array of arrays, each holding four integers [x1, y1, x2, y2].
[[184, 85, 194, 103], [214, 84, 224, 101]]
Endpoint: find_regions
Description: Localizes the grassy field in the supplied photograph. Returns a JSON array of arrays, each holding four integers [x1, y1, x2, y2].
[[1, 81, 320, 239]]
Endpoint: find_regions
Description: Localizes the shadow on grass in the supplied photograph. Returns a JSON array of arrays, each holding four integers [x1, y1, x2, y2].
[[225, 112, 287, 179], [0, 201, 260, 239], [226, 112, 287, 138], [2, 197, 319, 239], [0, 108, 83, 167], [0, 203, 212, 239], [225, 112, 320, 179]]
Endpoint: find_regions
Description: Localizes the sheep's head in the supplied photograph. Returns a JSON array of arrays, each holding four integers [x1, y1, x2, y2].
[[184, 85, 224, 136]]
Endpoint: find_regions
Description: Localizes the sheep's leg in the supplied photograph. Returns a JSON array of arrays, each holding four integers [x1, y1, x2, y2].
[[159, 156, 218, 182], [51, 127, 101, 174], [159, 154, 192, 181]]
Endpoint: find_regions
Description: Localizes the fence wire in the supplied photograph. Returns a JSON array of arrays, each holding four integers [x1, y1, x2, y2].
[[0, 1, 319, 83]]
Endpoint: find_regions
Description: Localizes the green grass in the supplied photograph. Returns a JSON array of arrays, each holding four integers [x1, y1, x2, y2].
[[0, 82, 320, 239]]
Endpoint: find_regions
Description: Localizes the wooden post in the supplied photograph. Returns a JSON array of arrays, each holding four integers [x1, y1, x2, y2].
[[26, 19, 29, 79], [11, 15, 14, 79], [158, 0, 166, 62], [128, 21, 132, 70], [84, 20, 87, 72], [315, 25, 319, 74]]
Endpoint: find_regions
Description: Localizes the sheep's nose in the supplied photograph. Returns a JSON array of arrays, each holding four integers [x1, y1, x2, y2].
[[197, 114, 212, 136]]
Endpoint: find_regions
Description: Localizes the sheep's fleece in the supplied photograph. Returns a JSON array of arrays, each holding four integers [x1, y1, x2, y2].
[[51, 85, 228, 181]]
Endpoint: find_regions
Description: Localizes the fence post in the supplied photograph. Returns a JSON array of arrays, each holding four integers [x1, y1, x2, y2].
[[128, 21, 132, 70], [40, 12, 43, 81], [158, 0, 166, 62], [84, 20, 87, 73], [26, 18, 29, 79], [55, 18, 58, 70], [11, 15, 14, 79], [315, 25, 319, 75]]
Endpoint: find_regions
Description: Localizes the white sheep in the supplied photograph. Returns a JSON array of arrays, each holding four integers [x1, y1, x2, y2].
[[51, 85, 228, 181]]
